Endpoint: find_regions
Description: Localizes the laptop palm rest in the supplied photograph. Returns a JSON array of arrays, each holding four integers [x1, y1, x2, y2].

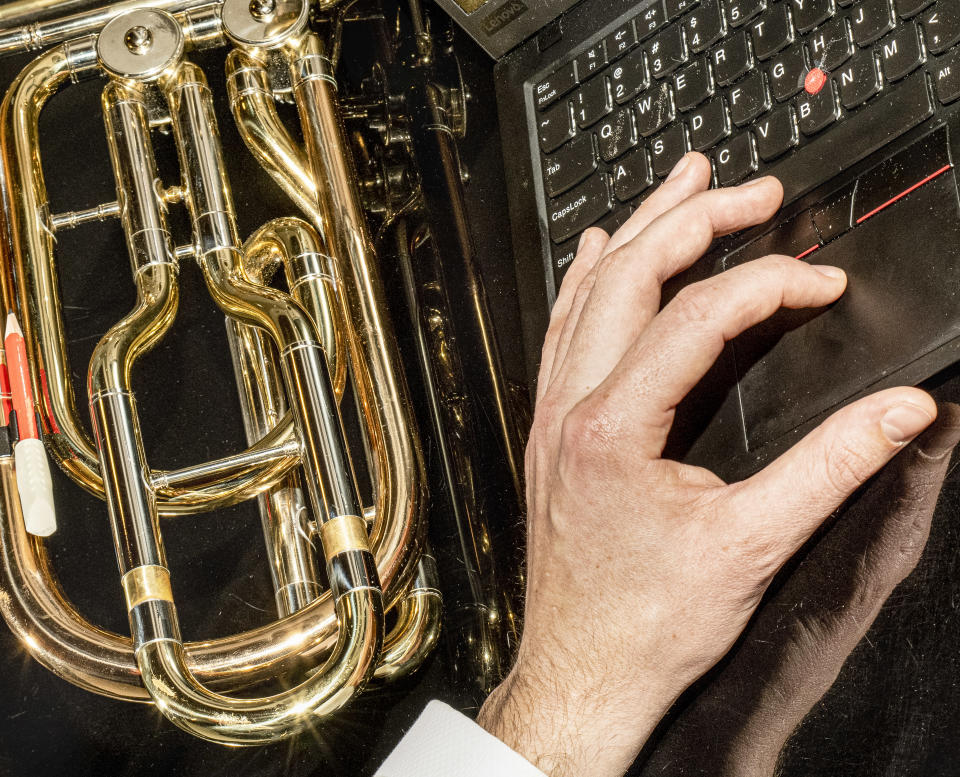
[[732, 133, 960, 452]]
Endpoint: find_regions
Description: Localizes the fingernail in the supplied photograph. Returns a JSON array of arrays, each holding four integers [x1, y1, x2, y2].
[[882, 403, 935, 445], [578, 230, 588, 252], [666, 154, 691, 181], [811, 264, 845, 280]]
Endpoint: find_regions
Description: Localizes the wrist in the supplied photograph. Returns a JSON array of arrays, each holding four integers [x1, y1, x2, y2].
[[477, 646, 670, 777]]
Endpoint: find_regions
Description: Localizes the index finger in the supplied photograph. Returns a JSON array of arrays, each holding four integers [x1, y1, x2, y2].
[[599, 255, 847, 456]]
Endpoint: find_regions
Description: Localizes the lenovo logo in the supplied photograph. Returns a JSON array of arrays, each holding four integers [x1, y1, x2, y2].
[[481, 0, 528, 35]]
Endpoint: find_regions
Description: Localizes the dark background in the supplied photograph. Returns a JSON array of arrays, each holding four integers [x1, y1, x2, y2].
[[3, 0, 960, 775]]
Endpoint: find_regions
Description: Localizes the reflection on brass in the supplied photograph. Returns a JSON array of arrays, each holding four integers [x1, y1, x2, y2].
[[0, 0, 441, 744], [121, 565, 174, 610]]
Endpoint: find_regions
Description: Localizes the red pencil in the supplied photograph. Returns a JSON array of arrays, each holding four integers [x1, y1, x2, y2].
[[4, 311, 38, 440], [0, 345, 11, 428], [4, 312, 55, 536]]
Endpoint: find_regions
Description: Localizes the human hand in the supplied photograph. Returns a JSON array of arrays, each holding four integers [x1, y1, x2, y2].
[[638, 403, 960, 777], [476, 152, 938, 777]]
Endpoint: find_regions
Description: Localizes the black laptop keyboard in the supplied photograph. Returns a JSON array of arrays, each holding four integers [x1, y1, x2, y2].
[[534, 0, 960, 288]]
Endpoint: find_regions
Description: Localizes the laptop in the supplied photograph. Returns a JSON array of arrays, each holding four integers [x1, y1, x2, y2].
[[438, 0, 960, 478]]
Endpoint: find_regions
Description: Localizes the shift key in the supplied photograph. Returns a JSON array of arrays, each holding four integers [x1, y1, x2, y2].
[[549, 175, 612, 243]]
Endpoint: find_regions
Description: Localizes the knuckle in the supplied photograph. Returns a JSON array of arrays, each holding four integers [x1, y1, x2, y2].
[[670, 282, 719, 326], [823, 438, 877, 498], [558, 398, 622, 471]]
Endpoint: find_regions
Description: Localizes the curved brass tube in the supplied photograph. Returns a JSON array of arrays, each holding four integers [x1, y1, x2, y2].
[[241, 217, 347, 399], [374, 554, 442, 681], [225, 49, 321, 227], [139, 588, 381, 744]]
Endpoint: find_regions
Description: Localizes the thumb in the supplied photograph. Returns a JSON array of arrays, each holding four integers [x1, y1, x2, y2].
[[727, 387, 937, 567]]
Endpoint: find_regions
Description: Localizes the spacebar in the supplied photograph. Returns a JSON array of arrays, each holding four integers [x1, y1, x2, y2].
[[769, 72, 935, 206]]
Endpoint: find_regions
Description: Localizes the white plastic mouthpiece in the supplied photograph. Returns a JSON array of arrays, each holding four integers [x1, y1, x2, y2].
[[14, 437, 56, 536]]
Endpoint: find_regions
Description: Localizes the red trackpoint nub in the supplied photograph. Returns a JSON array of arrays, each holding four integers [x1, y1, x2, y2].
[[805, 67, 827, 95]]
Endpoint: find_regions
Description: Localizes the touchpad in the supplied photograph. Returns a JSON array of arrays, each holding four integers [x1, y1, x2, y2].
[[731, 141, 960, 451]]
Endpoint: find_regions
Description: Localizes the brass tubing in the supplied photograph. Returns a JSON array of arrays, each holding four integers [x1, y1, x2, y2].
[[241, 217, 347, 399], [285, 31, 427, 610], [90, 60, 385, 742], [0, 0, 201, 55], [163, 61, 363, 527], [228, 217, 347, 616], [136, 586, 381, 744], [0, 42, 423, 701], [225, 49, 320, 226], [0, 40, 302, 513]]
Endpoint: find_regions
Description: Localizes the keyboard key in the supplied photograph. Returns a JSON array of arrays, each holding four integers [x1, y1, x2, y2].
[[750, 3, 795, 59], [689, 96, 732, 149], [810, 189, 854, 241], [604, 22, 639, 61], [725, 211, 821, 266], [543, 133, 597, 197], [636, 81, 677, 135], [836, 48, 882, 107], [684, 0, 727, 53], [648, 25, 689, 77], [638, 1, 668, 39], [715, 132, 759, 184], [807, 16, 853, 70], [729, 70, 772, 124], [575, 77, 612, 128], [535, 62, 577, 110], [851, 0, 896, 45], [549, 174, 612, 243], [674, 58, 715, 110], [769, 44, 808, 100], [651, 122, 690, 176], [767, 71, 933, 204], [712, 30, 754, 84], [610, 49, 650, 103], [754, 105, 799, 159], [896, 0, 934, 17], [922, 3, 960, 55], [880, 22, 925, 80], [538, 101, 575, 153], [575, 42, 608, 81], [726, 0, 766, 28], [796, 79, 840, 134], [597, 106, 639, 160], [933, 48, 960, 102], [666, 0, 700, 20], [789, 0, 835, 33], [552, 237, 578, 288], [612, 148, 654, 200]]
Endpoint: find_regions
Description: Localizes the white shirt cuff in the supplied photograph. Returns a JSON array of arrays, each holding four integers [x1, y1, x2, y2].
[[375, 700, 547, 777]]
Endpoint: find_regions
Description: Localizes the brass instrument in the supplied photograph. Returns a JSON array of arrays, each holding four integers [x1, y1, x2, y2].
[[0, 0, 457, 745]]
